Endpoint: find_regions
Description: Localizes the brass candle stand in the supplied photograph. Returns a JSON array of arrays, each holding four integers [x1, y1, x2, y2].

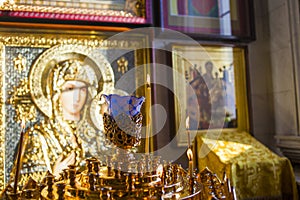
[[38, 156, 202, 200], [4, 94, 202, 199]]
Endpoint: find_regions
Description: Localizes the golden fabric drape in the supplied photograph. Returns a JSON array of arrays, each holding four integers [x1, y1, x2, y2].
[[194, 131, 298, 200]]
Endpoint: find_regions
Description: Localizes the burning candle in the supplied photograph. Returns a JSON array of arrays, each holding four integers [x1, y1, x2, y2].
[[187, 148, 193, 178], [186, 116, 191, 148], [145, 73, 151, 154], [13, 118, 26, 194]]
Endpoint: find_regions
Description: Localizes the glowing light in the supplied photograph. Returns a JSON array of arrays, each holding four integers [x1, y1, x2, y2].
[[186, 116, 189, 129], [187, 148, 193, 161], [21, 117, 26, 129]]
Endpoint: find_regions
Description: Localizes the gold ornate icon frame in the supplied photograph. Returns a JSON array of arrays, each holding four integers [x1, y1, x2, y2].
[[0, 26, 151, 190], [0, 0, 151, 24]]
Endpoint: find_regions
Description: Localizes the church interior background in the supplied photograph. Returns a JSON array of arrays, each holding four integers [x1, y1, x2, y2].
[[0, 0, 299, 199]]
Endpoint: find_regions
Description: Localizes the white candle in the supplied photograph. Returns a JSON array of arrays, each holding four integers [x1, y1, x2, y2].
[[145, 74, 151, 154], [187, 148, 193, 177], [186, 116, 191, 148]]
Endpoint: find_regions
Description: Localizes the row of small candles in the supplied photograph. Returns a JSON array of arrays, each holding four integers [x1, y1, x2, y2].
[[39, 156, 197, 199]]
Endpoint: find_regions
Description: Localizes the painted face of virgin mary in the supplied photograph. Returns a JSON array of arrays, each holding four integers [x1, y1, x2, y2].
[[60, 80, 88, 121], [50, 59, 99, 121]]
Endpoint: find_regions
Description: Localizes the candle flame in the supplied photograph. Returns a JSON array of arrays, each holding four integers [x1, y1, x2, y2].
[[21, 117, 26, 129], [186, 116, 190, 129], [187, 148, 193, 161], [157, 164, 163, 177]]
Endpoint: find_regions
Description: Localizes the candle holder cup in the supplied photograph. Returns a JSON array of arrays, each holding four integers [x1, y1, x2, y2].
[[102, 94, 145, 151]]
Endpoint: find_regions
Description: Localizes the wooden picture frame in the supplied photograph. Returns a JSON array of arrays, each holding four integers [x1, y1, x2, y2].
[[0, 25, 151, 190], [172, 44, 249, 146], [160, 0, 255, 41], [0, 0, 152, 25]]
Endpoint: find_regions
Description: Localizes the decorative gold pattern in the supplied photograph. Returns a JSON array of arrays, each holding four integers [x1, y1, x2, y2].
[[7, 4, 134, 17], [13, 54, 26, 73], [0, 33, 144, 49], [0, 0, 146, 18], [0, 43, 5, 191], [0, 0, 15, 10], [194, 131, 298, 200], [117, 56, 129, 74], [7, 78, 36, 123], [103, 112, 143, 150], [136, 0, 146, 18], [199, 167, 235, 200]]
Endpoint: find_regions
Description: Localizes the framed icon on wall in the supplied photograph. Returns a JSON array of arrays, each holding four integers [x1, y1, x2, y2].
[[172, 44, 249, 146], [160, 0, 255, 41]]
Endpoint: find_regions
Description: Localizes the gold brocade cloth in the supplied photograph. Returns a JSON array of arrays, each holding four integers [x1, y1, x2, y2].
[[194, 131, 298, 200]]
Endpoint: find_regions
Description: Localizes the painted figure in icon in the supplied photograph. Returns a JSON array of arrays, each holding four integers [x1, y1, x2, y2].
[[7, 59, 112, 188], [188, 61, 236, 130]]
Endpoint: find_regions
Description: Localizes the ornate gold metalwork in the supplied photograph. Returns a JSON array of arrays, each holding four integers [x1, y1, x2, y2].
[[31, 157, 201, 199], [0, 33, 145, 49], [199, 167, 236, 200], [7, 78, 36, 123], [0, 0, 147, 18], [136, 0, 146, 18], [7, 5, 134, 17], [103, 112, 143, 149], [117, 56, 129, 74], [0, 42, 4, 191], [0, 0, 15, 11], [13, 54, 26, 73]]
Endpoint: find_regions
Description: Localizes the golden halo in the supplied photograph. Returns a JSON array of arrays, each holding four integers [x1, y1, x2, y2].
[[29, 44, 115, 121]]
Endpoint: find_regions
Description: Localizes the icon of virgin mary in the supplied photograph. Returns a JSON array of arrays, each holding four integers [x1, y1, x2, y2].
[[7, 44, 117, 188]]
